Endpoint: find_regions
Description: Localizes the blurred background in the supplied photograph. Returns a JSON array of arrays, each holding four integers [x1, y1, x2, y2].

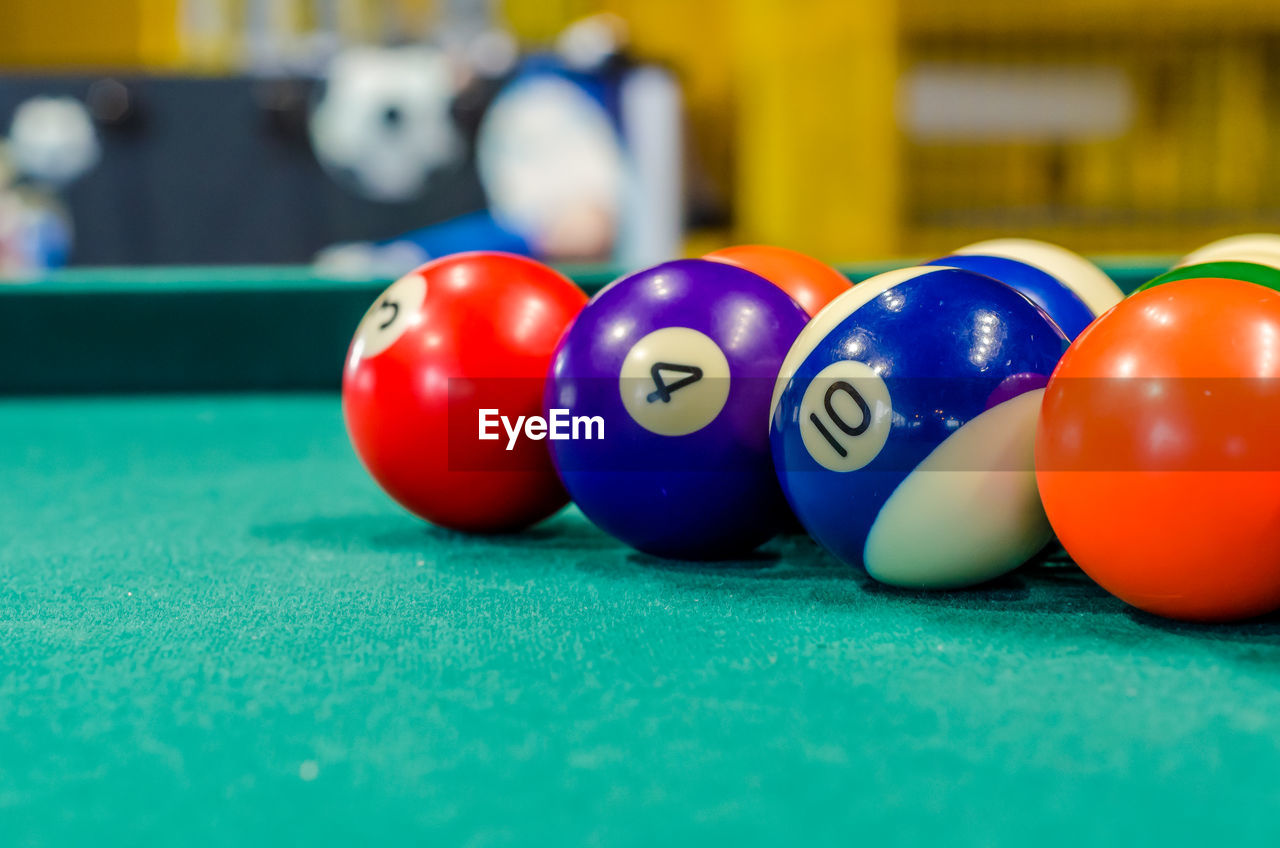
[[1, 0, 1278, 278]]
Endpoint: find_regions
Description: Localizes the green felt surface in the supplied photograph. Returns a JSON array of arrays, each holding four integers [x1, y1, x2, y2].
[[4, 396, 1280, 846]]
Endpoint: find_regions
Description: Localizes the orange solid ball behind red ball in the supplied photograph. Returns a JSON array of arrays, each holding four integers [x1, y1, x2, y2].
[[343, 252, 588, 533], [1036, 276, 1280, 622], [703, 244, 851, 317]]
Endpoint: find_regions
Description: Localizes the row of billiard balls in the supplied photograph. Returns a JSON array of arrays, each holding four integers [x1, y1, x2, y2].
[[343, 234, 1280, 624]]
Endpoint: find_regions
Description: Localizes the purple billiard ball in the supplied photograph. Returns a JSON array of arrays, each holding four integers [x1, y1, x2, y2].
[[544, 259, 810, 559]]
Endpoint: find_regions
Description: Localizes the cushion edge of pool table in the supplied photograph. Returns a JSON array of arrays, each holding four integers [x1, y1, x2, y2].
[[0, 257, 1166, 394]]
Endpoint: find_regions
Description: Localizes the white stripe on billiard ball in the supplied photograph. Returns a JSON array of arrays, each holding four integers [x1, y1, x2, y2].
[[862, 389, 1051, 589], [954, 237, 1123, 318], [769, 265, 940, 423], [1188, 250, 1280, 270], [1179, 234, 1280, 269]]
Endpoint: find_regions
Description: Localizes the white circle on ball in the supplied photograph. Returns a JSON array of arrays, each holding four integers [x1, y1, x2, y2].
[[619, 327, 731, 436], [798, 360, 893, 472], [352, 272, 427, 359]]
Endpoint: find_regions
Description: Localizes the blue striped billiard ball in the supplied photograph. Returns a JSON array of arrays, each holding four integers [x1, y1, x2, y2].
[[927, 238, 1123, 340], [770, 266, 1069, 588]]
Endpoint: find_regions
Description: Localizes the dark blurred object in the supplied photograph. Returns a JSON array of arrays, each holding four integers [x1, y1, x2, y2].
[[85, 78, 144, 131], [251, 76, 314, 147], [0, 76, 487, 265]]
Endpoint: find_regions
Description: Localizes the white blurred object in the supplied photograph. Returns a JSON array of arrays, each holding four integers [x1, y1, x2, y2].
[[477, 75, 623, 260], [556, 13, 628, 71], [9, 96, 100, 186], [0, 188, 73, 279], [464, 28, 519, 79], [313, 239, 428, 279], [902, 64, 1132, 141], [618, 66, 682, 271], [0, 140, 15, 188], [309, 46, 461, 203]]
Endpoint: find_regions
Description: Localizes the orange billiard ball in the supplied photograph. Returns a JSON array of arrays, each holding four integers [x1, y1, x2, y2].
[[1036, 276, 1280, 622], [703, 244, 851, 317]]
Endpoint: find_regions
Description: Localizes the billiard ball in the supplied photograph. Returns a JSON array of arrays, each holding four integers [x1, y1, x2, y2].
[[703, 244, 851, 316], [925, 252, 1093, 340], [1180, 233, 1280, 268], [947, 238, 1123, 325], [343, 252, 587, 532], [771, 266, 1068, 588], [544, 259, 809, 559], [1036, 276, 1280, 622], [1134, 260, 1280, 295]]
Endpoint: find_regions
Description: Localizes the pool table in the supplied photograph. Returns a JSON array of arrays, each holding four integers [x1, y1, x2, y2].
[[5, 259, 1279, 846]]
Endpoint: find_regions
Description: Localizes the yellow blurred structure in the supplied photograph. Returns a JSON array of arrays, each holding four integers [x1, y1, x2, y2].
[[0, 0, 182, 68], [517, 0, 1280, 260], [0, 1, 437, 70], [900, 0, 1280, 256], [505, 0, 899, 260], [6, 0, 1280, 260]]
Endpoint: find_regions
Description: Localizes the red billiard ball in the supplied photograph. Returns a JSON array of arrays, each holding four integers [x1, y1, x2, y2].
[[703, 244, 851, 316], [343, 252, 587, 532]]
